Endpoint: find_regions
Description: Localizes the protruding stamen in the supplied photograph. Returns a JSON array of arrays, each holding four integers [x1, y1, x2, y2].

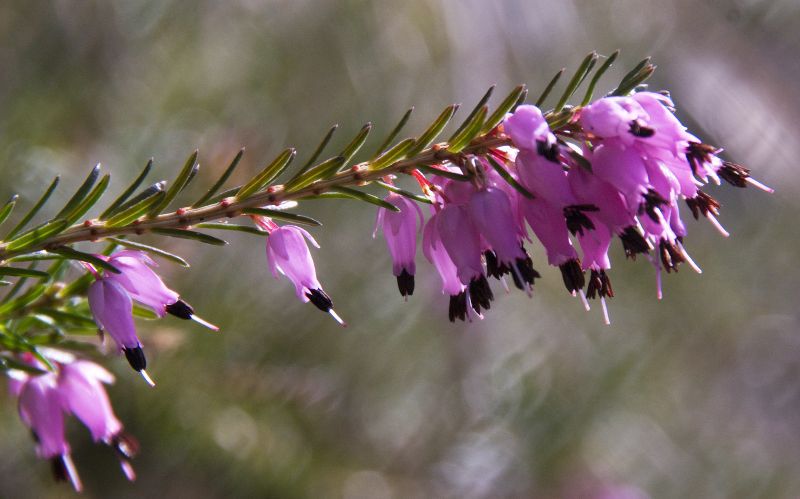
[[60, 454, 83, 492], [123, 347, 147, 372], [676, 241, 702, 274], [559, 260, 586, 293], [746, 177, 774, 193], [119, 460, 136, 482], [577, 289, 591, 311], [328, 309, 347, 327], [647, 255, 664, 300], [139, 370, 156, 387], [449, 291, 468, 322], [499, 275, 510, 294], [396, 269, 415, 298], [190, 314, 219, 332], [600, 297, 611, 325], [705, 212, 730, 238], [468, 276, 494, 315]]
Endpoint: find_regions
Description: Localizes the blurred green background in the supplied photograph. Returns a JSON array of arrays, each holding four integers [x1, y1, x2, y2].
[[1, 1, 799, 497]]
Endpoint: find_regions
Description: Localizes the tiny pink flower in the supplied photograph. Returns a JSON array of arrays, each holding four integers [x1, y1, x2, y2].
[[266, 224, 344, 326], [87, 278, 149, 378], [374, 192, 424, 298], [104, 250, 217, 331]]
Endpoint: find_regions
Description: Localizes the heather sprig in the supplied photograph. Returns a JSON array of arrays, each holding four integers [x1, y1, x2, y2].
[[0, 52, 771, 490]]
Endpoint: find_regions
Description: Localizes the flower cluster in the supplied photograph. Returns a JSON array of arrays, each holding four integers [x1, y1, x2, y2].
[[87, 250, 217, 384], [372, 93, 770, 323], [8, 352, 136, 492]]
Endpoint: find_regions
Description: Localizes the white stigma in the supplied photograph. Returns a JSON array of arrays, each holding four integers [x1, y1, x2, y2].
[[140, 370, 156, 387], [578, 289, 591, 312], [328, 308, 347, 327], [676, 241, 702, 274], [706, 212, 730, 238], [62, 454, 83, 492], [120, 460, 136, 482], [500, 276, 510, 294], [746, 177, 774, 193], [190, 314, 219, 332], [600, 297, 611, 325]]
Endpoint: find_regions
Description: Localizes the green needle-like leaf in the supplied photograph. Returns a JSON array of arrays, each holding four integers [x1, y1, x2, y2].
[[339, 123, 372, 165], [581, 50, 619, 106], [329, 186, 400, 211], [0, 195, 18, 227], [104, 186, 165, 227], [0, 267, 50, 279], [297, 124, 338, 177], [482, 85, 527, 134], [449, 86, 494, 142], [193, 148, 245, 207], [0, 283, 47, 315], [54, 164, 101, 220], [38, 308, 96, 328], [611, 58, 655, 96], [370, 138, 415, 171], [554, 52, 599, 112], [407, 104, 459, 157], [237, 148, 296, 200], [195, 222, 268, 236], [286, 156, 346, 191], [49, 246, 121, 274], [5, 220, 69, 252], [485, 156, 534, 199], [447, 105, 487, 153], [242, 208, 322, 226], [148, 150, 199, 216], [536, 68, 565, 107], [106, 237, 190, 267], [5, 176, 60, 239], [151, 228, 228, 246], [99, 159, 153, 220], [1, 262, 38, 302], [65, 174, 110, 224], [373, 108, 414, 158]]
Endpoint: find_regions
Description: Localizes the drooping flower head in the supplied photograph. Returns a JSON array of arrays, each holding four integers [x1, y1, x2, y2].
[[87, 277, 151, 383], [104, 250, 217, 330], [374, 192, 424, 298], [263, 222, 345, 326]]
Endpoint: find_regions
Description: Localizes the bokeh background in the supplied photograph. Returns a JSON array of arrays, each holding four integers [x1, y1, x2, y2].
[[1, 0, 799, 497]]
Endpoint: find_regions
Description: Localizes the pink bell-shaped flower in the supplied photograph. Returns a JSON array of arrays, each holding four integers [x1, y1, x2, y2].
[[266, 224, 345, 326], [422, 212, 469, 321], [87, 278, 153, 384], [435, 204, 494, 316], [105, 250, 217, 331], [374, 192, 424, 298]]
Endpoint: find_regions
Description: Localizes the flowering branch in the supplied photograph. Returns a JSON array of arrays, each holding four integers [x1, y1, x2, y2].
[[0, 51, 772, 491]]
